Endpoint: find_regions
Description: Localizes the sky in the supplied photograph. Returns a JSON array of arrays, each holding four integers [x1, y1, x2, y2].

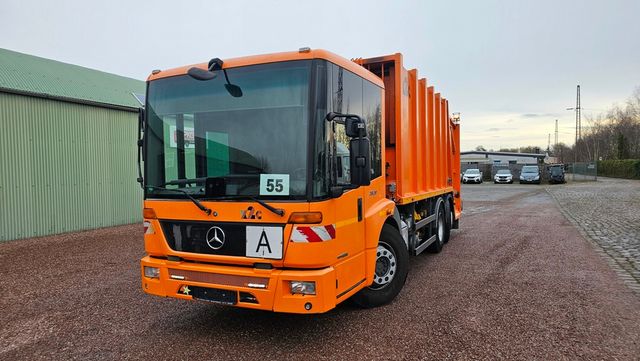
[[2, 0, 639, 151]]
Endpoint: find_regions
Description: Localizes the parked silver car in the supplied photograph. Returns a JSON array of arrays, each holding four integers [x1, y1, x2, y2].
[[463, 168, 483, 184], [494, 169, 513, 184]]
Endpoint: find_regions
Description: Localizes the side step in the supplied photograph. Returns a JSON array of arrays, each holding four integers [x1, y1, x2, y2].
[[412, 213, 437, 255], [415, 214, 435, 230], [414, 235, 436, 255]]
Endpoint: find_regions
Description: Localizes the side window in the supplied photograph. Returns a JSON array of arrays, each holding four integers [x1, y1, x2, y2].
[[328, 65, 382, 182], [363, 81, 382, 178], [331, 65, 363, 185]]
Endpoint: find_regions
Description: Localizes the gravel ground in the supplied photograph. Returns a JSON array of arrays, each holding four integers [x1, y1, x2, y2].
[[1, 184, 639, 360]]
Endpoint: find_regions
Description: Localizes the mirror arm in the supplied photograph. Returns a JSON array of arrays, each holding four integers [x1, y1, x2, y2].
[[136, 107, 145, 188]]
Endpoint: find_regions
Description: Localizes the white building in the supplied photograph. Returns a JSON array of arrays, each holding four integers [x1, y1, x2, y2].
[[461, 151, 545, 165]]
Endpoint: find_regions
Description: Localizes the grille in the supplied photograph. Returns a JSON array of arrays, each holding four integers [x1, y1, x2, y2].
[[170, 268, 269, 288], [160, 220, 282, 257]]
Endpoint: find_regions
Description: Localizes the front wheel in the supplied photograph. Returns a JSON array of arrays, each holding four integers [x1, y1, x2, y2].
[[352, 225, 409, 308]]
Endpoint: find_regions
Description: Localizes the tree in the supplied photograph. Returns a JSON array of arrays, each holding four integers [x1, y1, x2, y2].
[[617, 133, 630, 159], [475, 145, 487, 151], [574, 86, 640, 161]]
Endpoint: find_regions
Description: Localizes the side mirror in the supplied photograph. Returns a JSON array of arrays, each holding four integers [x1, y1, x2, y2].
[[345, 117, 367, 138], [350, 137, 371, 186]]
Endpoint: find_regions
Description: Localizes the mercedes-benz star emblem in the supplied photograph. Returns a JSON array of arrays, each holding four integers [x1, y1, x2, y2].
[[205, 226, 225, 250]]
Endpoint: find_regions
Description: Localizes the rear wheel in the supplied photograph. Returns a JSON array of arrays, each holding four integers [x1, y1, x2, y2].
[[443, 197, 453, 243], [427, 202, 445, 253], [352, 225, 409, 308]]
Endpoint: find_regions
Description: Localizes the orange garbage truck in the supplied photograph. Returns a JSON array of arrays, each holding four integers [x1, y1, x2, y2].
[[138, 48, 461, 313]]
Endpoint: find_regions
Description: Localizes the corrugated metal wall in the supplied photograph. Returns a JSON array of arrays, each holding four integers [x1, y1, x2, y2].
[[0, 92, 142, 241]]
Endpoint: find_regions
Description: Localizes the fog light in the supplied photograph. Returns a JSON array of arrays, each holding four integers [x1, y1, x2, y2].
[[290, 281, 316, 295], [144, 266, 160, 279]]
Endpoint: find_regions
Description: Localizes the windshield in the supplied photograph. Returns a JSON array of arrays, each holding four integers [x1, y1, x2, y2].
[[496, 170, 511, 174], [521, 166, 539, 173], [550, 167, 563, 175], [465, 169, 480, 175], [145, 60, 311, 199]]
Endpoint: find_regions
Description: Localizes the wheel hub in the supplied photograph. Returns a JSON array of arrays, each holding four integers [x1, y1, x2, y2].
[[372, 242, 397, 289]]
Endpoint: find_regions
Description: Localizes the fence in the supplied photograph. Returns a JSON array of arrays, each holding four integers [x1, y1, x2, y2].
[[567, 162, 598, 181]]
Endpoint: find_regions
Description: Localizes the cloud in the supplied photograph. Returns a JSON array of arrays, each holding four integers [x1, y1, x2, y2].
[[520, 112, 560, 118], [460, 111, 575, 151]]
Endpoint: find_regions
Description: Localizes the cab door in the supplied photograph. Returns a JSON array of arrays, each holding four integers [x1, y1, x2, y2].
[[329, 121, 368, 297]]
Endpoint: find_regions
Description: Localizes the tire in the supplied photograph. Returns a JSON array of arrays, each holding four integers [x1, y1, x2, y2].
[[427, 202, 445, 253], [443, 197, 453, 243], [352, 225, 409, 308]]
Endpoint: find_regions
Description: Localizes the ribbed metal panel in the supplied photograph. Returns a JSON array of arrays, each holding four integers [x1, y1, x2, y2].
[[0, 48, 145, 109], [0, 92, 142, 241]]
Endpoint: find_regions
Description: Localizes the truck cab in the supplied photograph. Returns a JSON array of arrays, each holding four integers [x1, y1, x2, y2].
[[140, 50, 395, 313], [139, 49, 460, 313]]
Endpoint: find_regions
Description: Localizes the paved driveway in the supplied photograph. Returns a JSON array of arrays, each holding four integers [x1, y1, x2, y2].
[[1, 183, 639, 360], [547, 177, 640, 294]]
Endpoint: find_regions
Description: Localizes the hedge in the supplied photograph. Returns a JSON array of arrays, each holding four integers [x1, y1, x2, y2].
[[597, 159, 640, 179]]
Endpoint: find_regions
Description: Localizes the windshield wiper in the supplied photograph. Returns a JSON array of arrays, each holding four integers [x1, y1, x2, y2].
[[160, 178, 206, 187], [205, 195, 285, 217], [146, 185, 212, 216]]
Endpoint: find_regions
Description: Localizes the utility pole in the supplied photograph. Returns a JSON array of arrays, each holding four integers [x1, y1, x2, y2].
[[547, 133, 551, 153], [554, 119, 558, 152], [577, 85, 581, 142], [567, 85, 581, 165]]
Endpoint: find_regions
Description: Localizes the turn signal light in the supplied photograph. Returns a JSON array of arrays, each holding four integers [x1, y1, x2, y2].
[[288, 212, 322, 224], [143, 208, 157, 219]]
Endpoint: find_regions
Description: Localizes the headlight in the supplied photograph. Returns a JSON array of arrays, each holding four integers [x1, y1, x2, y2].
[[290, 281, 316, 295], [144, 266, 160, 279], [534, 175, 540, 180]]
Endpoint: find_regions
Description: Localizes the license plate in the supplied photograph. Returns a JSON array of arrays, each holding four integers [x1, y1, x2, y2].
[[190, 286, 237, 305], [246, 226, 283, 259]]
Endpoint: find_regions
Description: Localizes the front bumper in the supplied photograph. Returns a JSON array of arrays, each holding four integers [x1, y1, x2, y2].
[[463, 178, 482, 183], [519, 178, 540, 184], [141, 256, 337, 314], [494, 178, 512, 183]]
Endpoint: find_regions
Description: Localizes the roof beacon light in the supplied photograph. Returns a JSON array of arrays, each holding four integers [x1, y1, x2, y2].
[[299, 47, 311, 53], [452, 112, 461, 124]]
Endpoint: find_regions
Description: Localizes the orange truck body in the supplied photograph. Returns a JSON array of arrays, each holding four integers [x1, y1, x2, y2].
[[140, 49, 460, 314]]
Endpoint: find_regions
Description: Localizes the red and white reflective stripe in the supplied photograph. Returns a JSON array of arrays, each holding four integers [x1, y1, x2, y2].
[[143, 221, 154, 235], [291, 225, 336, 243]]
